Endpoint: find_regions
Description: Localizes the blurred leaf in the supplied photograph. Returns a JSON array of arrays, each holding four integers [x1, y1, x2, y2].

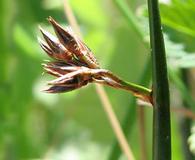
[[160, 0, 195, 37], [165, 35, 195, 69], [43, 0, 63, 10], [70, 0, 108, 27], [13, 23, 44, 60], [137, 9, 195, 69]]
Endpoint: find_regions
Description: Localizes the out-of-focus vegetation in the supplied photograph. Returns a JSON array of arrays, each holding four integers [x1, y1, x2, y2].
[[1, 0, 195, 159]]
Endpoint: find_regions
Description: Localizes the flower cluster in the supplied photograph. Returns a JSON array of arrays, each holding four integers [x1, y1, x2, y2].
[[38, 17, 152, 103], [38, 17, 118, 93]]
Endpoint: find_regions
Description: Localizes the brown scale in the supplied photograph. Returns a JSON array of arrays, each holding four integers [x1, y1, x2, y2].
[[48, 16, 99, 68]]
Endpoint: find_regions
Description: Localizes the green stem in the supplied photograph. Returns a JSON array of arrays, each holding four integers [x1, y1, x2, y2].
[[119, 80, 152, 103], [147, 0, 171, 160], [97, 69, 152, 103], [138, 106, 148, 160]]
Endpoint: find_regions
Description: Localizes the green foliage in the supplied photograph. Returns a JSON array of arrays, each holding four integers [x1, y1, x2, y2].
[[160, 0, 195, 37]]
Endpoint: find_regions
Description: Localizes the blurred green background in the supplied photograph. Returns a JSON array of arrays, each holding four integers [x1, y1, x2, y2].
[[1, 0, 195, 159]]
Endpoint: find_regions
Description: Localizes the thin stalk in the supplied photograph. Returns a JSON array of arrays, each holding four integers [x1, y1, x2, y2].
[[137, 106, 148, 160], [108, 98, 136, 160], [119, 80, 151, 103], [63, 1, 135, 159], [95, 84, 135, 160], [92, 69, 152, 103], [147, 0, 171, 160]]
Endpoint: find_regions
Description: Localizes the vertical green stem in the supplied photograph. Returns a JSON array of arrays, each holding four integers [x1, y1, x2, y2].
[[147, 0, 171, 160], [138, 106, 148, 160]]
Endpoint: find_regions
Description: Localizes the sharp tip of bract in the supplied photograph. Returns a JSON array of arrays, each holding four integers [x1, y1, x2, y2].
[[41, 88, 53, 93], [38, 26, 45, 45], [42, 85, 64, 93], [47, 17, 63, 33], [39, 26, 51, 39], [39, 28, 48, 41], [39, 27, 47, 37], [47, 16, 56, 25], [38, 25, 45, 34]]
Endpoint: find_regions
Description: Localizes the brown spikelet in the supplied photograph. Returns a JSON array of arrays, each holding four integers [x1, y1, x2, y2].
[[38, 17, 152, 104]]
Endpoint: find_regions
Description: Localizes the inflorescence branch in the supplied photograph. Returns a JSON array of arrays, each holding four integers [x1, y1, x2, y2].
[[38, 17, 152, 104]]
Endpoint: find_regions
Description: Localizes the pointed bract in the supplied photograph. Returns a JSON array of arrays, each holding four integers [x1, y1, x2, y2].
[[48, 17, 76, 52], [43, 85, 77, 93]]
